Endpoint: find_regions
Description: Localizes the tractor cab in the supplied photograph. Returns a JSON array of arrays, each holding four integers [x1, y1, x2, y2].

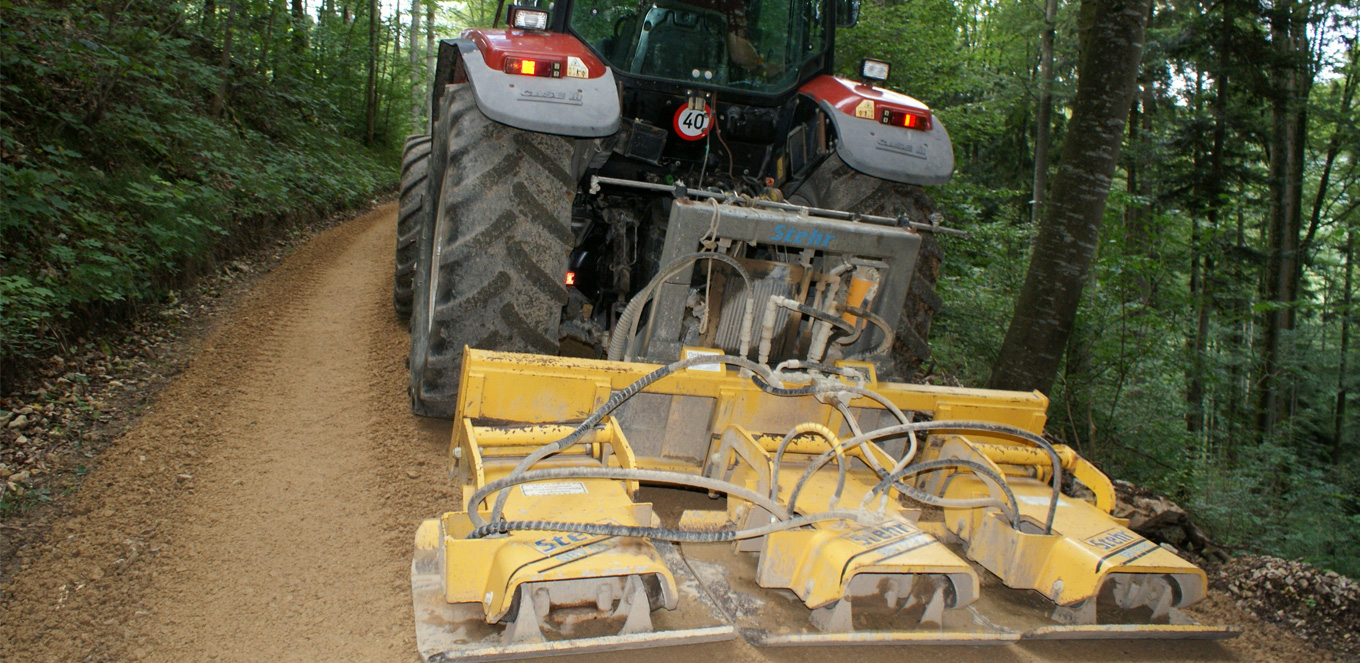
[[499, 0, 856, 96], [566, 0, 845, 93]]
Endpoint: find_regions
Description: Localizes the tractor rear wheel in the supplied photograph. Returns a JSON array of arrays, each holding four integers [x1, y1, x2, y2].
[[407, 85, 576, 417], [394, 133, 431, 318], [791, 155, 945, 379]]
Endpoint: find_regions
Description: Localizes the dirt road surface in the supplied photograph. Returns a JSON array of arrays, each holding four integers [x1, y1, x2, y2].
[[0, 203, 1324, 662]]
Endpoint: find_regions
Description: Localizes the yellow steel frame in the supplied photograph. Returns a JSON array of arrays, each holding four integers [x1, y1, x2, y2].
[[918, 434, 1207, 610], [423, 349, 1219, 638], [452, 350, 1049, 450]]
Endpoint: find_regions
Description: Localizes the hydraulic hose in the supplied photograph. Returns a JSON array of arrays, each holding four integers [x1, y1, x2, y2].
[[750, 373, 820, 397], [758, 296, 857, 365], [859, 458, 1021, 529], [608, 252, 756, 362], [768, 423, 847, 511], [471, 467, 791, 534], [467, 509, 867, 542], [786, 420, 1063, 534], [833, 399, 889, 480], [842, 305, 894, 359], [468, 353, 776, 528], [753, 375, 918, 465], [835, 400, 864, 438], [748, 370, 919, 510], [773, 360, 866, 381]]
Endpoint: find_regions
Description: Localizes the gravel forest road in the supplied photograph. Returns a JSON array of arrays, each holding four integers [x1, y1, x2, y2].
[[0, 203, 1323, 663]]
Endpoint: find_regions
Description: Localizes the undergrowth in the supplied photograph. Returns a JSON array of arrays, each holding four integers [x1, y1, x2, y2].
[[0, 1, 398, 385]]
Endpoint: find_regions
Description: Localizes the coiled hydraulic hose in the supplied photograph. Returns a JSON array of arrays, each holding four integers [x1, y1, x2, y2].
[[760, 363, 890, 504], [749, 368, 918, 494]]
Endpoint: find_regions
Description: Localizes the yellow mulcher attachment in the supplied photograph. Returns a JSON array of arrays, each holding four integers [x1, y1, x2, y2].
[[412, 349, 1238, 660]]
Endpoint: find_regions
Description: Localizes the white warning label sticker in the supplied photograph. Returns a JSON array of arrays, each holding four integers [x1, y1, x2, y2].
[[521, 481, 588, 497], [683, 347, 723, 372]]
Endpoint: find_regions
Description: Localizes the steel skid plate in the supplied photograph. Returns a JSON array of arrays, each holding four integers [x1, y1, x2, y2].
[[674, 534, 1237, 645], [964, 565, 1242, 641], [676, 534, 1018, 646], [412, 539, 735, 662], [674, 510, 1240, 643]]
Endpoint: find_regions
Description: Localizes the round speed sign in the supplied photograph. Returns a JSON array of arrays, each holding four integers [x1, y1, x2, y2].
[[672, 104, 713, 141]]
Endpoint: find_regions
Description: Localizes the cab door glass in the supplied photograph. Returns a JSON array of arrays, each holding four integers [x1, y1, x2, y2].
[[569, 0, 827, 93]]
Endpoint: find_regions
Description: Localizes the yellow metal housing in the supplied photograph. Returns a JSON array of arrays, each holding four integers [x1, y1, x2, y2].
[[412, 349, 1235, 659]]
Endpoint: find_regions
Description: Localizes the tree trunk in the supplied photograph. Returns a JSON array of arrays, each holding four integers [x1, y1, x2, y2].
[[410, 0, 423, 129], [1188, 6, 1234, 435], [426, 0, 436, 85], [365, 0, 379, 144], [1256, 0, 1313, 436], [1223, 208, 1251, 460], [259, 0, 280, 74], [1336, 227, 1354, 463], [1031, 0, 1059, 226], [291, 0, 308, 53], [1188, 250, 1213, 433], [987, 0, 1152, 394], [381, 15, 397, 132], [1302, 42, 1357, 261], [211, 0, 237, 117], [1124, 80, 1154, 303]]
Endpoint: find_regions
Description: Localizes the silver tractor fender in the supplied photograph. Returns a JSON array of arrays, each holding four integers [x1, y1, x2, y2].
[[445, 32, 621, 138], [800, 75, 955, 187]]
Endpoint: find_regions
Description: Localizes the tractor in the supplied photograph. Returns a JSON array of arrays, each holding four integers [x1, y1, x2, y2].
[[397, 0, 955, 418], [396, 1, 1237, 659]]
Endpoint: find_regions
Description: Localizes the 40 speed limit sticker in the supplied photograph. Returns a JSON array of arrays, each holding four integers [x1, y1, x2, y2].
[[672, 104, 713, 141]]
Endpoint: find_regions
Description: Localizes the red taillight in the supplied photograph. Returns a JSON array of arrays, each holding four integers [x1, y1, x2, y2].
[[505, 57, 561, 78], [880, 107, 932, 131], [565, 271, 576, 286]]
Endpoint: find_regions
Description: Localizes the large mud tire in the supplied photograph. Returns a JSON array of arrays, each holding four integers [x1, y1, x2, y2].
[[790, 155, 945, 379], [408, 86, 576, 417], [394, 134, 432, 317]]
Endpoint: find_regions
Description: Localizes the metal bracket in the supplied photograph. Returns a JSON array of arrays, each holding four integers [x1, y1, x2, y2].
[[640, 199, 922, 363]]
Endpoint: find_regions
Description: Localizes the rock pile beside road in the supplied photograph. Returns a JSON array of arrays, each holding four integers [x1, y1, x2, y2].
[[1111, 479, 1357, 661], [1221, 555, 1359, 660]]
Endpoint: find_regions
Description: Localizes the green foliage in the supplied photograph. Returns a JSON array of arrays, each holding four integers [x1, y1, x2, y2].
[[841, 0, 1360, 577], [0, 0, 401, 376]]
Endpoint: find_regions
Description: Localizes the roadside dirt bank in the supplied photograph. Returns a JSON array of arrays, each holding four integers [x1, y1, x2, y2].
[[0, 203, 1334, 663]]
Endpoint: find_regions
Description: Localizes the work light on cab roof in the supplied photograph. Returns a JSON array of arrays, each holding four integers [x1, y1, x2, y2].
[[860, 57, 891, 82], [508, 5, 550, 30]]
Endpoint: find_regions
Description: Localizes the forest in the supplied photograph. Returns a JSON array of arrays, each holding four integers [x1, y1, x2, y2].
[[1, 0, 1357, 579]]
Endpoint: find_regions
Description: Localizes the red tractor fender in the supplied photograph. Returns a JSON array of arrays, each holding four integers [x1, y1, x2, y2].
[[435, 29, 621, 138], [799, 75, 954, 186]]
